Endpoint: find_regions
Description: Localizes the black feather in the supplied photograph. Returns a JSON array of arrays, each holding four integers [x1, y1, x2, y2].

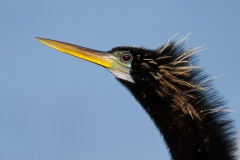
[[113, 39, 237, 160]]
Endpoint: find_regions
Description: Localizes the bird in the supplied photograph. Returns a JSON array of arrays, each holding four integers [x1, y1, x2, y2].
[[36, 37, 237, 160]]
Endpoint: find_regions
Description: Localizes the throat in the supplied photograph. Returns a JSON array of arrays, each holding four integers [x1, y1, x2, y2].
[[118, 79, 236, 160]]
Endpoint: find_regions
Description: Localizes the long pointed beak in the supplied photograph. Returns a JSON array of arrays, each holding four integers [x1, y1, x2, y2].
[[36, 37, 114, 68]]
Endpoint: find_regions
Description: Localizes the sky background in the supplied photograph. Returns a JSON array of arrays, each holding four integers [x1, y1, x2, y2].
[[1, 1, 240, 160]]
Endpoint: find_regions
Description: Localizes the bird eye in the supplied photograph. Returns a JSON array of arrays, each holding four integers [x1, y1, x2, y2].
[[120, 52, 133, 63]]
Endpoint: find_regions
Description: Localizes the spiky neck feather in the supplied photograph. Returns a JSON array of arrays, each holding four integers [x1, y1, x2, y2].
[[117, 41, 236, 160]]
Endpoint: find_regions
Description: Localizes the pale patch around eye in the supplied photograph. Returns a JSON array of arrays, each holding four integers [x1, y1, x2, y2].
[[108, 69, 134, 83]]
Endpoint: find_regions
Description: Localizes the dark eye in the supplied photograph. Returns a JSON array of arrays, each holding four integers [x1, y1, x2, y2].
[[120, 52, 133, 63]]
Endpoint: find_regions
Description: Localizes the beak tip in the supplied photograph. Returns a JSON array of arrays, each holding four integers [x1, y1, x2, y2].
[[35, 37, 43, 42]]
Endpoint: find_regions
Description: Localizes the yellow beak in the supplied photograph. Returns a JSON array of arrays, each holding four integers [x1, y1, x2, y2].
[[36, 37, 114, 68]]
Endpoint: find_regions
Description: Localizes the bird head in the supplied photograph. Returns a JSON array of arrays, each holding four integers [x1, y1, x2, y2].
[[36, 37, 199, 93], [36, 37, 196, 89]]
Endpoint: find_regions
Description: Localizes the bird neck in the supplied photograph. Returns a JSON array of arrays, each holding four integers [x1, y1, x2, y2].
[[118, 79, 236, 160]]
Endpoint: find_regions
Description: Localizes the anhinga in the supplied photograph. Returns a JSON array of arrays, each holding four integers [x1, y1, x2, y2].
[[36, 37, 236, 160]]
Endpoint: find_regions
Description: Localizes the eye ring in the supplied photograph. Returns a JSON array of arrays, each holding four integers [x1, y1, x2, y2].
[[120, 52, 133, 63]]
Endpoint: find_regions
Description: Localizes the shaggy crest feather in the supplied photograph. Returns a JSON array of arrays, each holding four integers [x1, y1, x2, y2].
[[140, 40, 204, 120]]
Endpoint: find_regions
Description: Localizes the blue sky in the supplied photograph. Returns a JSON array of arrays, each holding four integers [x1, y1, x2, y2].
[[1, 1, 240, 159]]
